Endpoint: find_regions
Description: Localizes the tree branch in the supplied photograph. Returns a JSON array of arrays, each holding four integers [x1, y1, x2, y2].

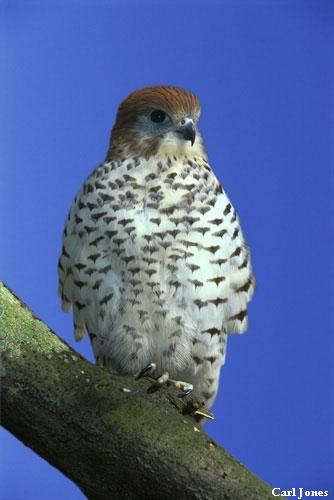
[[0, 282, 272, 499]]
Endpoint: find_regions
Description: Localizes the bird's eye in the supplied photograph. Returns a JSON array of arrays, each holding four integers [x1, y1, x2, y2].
[[150, 109, 166, 123]]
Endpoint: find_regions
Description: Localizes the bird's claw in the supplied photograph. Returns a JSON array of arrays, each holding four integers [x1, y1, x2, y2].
[[135, 362, 157, 380], [135, 363, 193, 398], [182, 401, 215, 421], [169, 380, 193, 398], [193, 407, 215, 420]]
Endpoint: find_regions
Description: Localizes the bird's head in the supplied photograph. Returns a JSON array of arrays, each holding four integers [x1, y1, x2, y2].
[[107, 86, 206, 160]]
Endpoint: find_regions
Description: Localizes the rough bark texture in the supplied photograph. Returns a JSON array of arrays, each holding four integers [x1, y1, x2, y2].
[[0, 282, 272, 499]]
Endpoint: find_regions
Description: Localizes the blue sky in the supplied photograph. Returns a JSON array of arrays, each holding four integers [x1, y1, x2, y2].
[[1, 1, 333, 498]]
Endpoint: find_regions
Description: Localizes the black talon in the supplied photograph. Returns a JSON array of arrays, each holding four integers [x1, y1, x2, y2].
[[135, 362, 156, 380], [177, 388, 193, 398]]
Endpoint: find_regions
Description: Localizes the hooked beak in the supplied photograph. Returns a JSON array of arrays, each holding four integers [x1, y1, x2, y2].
[[176, 120, 196, 146]]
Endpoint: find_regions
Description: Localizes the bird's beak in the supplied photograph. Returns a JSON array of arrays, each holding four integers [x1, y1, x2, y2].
[[176, 120, 196, 146]]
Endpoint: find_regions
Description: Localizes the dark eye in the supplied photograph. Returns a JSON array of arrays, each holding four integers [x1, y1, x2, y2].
[[150, 109, 166, 123]]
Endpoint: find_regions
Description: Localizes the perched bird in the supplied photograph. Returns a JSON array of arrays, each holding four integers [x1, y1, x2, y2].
[[58, 85, 255, 417]]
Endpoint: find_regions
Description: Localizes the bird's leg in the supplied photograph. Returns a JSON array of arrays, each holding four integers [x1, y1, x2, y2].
[[135, 363, 193, 397], [136, 363, 214, 422]]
